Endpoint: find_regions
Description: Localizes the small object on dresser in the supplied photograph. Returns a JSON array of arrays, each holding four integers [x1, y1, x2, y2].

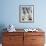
[[24, 29, 28, 32], [7, 24, 16, 32], [28, 28, 39, 32]]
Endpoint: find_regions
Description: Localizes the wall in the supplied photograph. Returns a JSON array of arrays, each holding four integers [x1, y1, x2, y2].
[[0, 0, 39, 29], [0, 0, 46, 29]]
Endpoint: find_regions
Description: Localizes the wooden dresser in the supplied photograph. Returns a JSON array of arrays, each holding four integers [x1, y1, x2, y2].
[[2, 32, 45, 46]]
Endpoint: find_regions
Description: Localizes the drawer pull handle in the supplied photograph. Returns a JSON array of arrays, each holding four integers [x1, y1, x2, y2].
[[9, 38, 13, 40], [32, 39, 36, 40]]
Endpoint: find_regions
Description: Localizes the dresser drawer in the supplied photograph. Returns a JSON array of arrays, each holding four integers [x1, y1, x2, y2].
[[3, 44, 15, 46], [3, 35, 23, 44], [31, 44, 44, 46], [3, 43, 23, 46], [3, 36, 23, 46], [32, 36, 45, 44], [3, 32, 23, 36], [24, 32, 44, 36]]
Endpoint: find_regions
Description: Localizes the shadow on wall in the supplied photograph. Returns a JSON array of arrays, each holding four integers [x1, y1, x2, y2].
[[0, 24, 6, 43]]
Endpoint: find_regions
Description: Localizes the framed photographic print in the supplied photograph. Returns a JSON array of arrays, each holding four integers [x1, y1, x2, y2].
[[19, 5, 34, 23]]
